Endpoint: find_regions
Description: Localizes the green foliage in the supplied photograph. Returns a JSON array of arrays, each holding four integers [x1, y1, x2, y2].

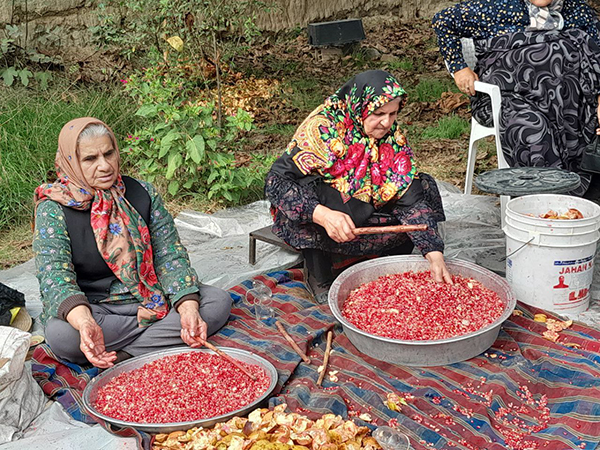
[[92, 0, 269, 65], [122, 68, 263, 204], [420, 114, 470, 140], [0, 82, 139, 231], [260, 123, 297, 136], [0, 24, 58, 88], [281, 78, 325, 111], [386, 58, 414, 71], [409, 78, 458, 103]]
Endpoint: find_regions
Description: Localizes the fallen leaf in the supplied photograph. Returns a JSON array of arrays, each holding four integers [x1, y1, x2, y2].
[[166, 36, 184, 52], [435, 91, 469, 114]]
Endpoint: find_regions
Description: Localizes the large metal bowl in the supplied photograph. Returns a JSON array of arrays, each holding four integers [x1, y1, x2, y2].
[[82, 346, 278, 433], [329, 256, 516, 366]]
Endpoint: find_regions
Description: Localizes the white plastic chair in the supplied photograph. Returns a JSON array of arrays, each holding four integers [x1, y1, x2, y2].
[[450, 38, 510, 224]]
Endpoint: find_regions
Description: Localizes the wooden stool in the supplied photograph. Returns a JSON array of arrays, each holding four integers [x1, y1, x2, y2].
[[248, 225, 300, 265]]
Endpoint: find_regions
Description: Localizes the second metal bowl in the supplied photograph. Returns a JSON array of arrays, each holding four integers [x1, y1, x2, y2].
[[328, 255, 516, 366]]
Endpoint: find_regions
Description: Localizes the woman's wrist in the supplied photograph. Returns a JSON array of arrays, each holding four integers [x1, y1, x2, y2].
[[66, 304, 95, 330], [425, 250, 444, 263], [176, 299, 199, 314], [312, 204, 328, 226]]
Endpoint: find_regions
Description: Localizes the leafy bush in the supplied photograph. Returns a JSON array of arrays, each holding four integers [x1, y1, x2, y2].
[[121, 67, 265, 203]]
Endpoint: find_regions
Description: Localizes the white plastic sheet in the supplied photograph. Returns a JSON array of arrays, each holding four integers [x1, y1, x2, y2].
[[0, 327, 46, 443], [174, 200, 301, 289], [0, 401, 138, 450]]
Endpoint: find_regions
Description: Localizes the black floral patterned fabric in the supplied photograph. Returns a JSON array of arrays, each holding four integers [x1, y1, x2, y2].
[[265, 170, 445, 257]]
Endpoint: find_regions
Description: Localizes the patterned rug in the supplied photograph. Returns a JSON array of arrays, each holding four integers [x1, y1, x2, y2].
[[32, 269, 600, 450]]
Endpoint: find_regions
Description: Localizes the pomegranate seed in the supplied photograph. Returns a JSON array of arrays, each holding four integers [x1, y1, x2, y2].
[[93, 351, 270, 423], [342, 271, 505, 340]]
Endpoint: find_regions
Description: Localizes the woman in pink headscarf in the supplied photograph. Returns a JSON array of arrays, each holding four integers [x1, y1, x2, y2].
[[33, 117, 231, 368]]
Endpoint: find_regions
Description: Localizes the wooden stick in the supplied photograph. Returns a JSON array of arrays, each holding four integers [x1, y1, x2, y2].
[[354, 224, 428, 235], [276, 321, 311, 364], [204, 341, 257, 381], [316, 330, 333, 387]]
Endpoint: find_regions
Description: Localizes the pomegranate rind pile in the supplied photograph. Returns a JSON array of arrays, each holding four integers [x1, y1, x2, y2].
[[342, 271, 505, 340], [152, 403, 381, 450], [93, 351, 271, 423], [533, 208, 584, 219]]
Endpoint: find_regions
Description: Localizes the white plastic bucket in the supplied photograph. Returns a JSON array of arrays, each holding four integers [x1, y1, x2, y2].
[[504, 194, 600, 314]]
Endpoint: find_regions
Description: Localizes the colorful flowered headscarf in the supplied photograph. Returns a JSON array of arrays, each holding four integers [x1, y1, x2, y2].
[[287, 70, 416, 207], [34, 117, 167, 327]]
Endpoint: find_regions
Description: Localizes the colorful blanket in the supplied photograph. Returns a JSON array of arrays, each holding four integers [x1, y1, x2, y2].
[[32, 270, 600, 450]]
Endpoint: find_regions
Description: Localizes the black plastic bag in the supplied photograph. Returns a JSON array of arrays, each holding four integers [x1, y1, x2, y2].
[[581, 136, 600, 174], [0, 282, 25, 327]]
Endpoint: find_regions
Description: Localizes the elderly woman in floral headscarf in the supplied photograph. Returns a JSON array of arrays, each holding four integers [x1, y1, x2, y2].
[[33, 117, 231, 368], [265, 70, 451, 302], [433, 0, 600, 196]]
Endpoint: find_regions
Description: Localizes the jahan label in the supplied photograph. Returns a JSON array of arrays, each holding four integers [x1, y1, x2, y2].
[[552, 255, 594, 309]]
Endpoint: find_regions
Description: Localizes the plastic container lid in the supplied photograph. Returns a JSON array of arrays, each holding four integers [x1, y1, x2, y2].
[[474, 167, 581, 196]]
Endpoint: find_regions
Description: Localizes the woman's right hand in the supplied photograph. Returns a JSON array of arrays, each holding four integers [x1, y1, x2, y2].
[[425, 251, 453, 284], [312, 205, 356, 243], [454, 67, 479, 97], [67, 305, 116, 368]]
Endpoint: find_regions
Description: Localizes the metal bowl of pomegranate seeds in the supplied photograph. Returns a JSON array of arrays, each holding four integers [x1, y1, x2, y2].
[[82, 346, 278, 433], [329, 255, 516, 367]]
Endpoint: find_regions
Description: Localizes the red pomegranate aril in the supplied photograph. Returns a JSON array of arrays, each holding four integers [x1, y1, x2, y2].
[[342, 271, 504, 340], [93, 351, 270, 423]]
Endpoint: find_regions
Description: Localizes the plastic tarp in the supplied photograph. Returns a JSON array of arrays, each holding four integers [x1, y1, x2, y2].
[[0, 401, 138, 450], [0, 186, 599, 448], [0, 327, 46, 443], [173, 200, 301, 289]]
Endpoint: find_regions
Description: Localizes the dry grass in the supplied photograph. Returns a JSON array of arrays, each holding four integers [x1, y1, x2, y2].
[[0, 226, 34, 269]]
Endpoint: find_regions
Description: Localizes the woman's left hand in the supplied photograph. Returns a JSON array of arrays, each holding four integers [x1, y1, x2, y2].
[[425, 251, 453, 284], [178, 300, 207, 347]]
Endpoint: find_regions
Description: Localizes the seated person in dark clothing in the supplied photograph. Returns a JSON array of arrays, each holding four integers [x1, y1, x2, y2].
[[265, 70, 451, 302], [33, 117, 232, 368], [432, 0, 600, 196]]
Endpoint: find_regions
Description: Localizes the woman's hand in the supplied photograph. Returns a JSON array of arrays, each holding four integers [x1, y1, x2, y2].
[[425, 251, 453, 284], [67, 305, 116, 368], [177, 300, 207, 347], [312, 205, 356, 243], [454, 67, 479, 97]]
